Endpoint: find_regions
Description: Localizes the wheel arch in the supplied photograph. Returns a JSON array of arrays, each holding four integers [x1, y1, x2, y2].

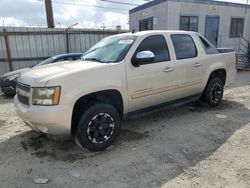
[[71, 89, 124, 136], [208, 68, 227, 86]]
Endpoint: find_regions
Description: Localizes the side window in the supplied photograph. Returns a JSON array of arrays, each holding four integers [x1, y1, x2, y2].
[[52, 57, 72, 64], [139, 18, 153, 31], [230, 18, 244, 37], [63, 57, 74, 61], [171, 34, 197, 60], [199, 36, 210, 48], [198, 36, 219, 55], [180, 16, 198, 32], [135, 35, 170, 63], [53, 57, 65, 63], [73, 56, 81, 60]]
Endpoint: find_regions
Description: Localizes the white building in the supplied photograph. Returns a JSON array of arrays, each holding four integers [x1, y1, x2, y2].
[[129, 0, 250, 55]]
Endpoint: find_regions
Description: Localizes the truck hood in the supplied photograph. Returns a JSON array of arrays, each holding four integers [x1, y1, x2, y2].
[[17, 60, 108, 86]]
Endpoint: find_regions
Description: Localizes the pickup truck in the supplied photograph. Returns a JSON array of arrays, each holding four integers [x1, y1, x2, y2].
[[14, 30, 237, 151]]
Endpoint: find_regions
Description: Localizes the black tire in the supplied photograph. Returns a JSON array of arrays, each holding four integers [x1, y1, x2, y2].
[[202, 77, 224, 107], [75, 103, 121, 151]]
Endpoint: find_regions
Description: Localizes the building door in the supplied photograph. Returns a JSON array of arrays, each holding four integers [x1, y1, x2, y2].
[[205, 16, 220, 47]]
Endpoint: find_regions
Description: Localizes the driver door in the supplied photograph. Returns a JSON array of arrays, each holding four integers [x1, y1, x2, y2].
[[126, 34, 177, 112]]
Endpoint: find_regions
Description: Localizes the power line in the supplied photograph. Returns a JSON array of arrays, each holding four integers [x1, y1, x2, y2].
[[51, 0, 131, 11], [100, 0, 140, 6]]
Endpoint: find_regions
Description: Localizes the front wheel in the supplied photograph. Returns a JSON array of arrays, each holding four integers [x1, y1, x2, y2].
[[75, 103, 121, 151], [202, 77, 224, 107]]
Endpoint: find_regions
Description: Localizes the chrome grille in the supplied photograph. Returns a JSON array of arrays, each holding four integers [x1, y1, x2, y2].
[[17, 82, 30, 105]]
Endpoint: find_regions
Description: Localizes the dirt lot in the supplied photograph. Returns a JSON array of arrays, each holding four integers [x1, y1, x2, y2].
[[0, 71, 250, 188]]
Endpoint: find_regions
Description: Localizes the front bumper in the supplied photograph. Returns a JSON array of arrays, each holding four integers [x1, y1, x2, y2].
[[14, 96, 72, 136]]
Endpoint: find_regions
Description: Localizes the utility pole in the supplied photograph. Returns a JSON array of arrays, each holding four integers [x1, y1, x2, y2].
[[45, 0, 55, 28], [101, 23, 106, 31]]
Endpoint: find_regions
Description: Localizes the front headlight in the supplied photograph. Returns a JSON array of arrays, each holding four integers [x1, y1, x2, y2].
[[6, 74, 18, 81], [32, 86, 61, 106]]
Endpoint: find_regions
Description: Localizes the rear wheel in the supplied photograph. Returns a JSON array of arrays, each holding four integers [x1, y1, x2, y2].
[[202, 77, 224, 107], [75, 103, 121, 151]]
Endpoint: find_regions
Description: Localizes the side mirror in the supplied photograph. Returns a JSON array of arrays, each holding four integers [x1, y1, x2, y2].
[[132, 51, 155, 67]]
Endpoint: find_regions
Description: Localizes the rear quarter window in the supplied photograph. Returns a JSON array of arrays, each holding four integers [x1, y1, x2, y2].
[[198, 35, 219, 55], [171, 34, 197, 60]]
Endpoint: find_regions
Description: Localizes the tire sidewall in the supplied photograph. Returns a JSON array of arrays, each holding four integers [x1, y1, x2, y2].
[[75, 103, 121, 151], [205, 77, 224, 107]]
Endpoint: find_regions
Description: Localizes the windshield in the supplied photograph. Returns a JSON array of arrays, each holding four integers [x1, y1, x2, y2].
[[34, 56, 56, 67], [82, 35, 137, 63]]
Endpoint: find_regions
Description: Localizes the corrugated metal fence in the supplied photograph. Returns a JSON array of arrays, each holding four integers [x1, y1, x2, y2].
[[0, 27, 123, 75]]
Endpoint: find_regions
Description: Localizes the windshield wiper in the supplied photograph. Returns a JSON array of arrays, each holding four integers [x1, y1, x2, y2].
[[83, 58, 105, 63]]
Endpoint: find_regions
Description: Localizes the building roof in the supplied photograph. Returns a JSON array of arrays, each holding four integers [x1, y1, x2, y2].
[[129, 0, 250, 14]]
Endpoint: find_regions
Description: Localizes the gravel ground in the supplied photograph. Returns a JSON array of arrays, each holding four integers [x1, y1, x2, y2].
[[0, 71, 250, 188]]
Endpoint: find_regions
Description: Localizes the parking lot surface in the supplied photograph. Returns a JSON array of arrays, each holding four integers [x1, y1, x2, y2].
[[0, 71, 250, 188]]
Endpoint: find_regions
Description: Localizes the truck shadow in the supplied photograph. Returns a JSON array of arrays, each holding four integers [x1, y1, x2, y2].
[[18, 128, 149, 162], [0, 99, 249, 187]]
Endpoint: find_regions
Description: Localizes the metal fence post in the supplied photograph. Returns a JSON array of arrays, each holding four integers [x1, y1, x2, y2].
[[248, 41, 250, 64], [66, 28, 69, 53], [3, 28, 13, 71]]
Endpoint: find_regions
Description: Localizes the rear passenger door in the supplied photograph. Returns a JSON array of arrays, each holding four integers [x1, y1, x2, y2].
[[170, 34, 205, 98], [126, 34, 177, 112]]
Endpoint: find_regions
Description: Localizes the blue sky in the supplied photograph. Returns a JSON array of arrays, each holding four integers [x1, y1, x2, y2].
[[0, 0, 248, 29]]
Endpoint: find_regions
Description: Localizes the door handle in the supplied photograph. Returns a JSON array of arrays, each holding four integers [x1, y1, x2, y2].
[[163, 67, 174, 72], [193, 62, 201, 67]]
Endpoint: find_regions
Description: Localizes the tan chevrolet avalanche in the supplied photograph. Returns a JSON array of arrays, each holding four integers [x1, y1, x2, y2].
[[14, 30, 237, 151]]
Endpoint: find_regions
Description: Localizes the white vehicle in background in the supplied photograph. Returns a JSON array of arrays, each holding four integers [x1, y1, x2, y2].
[[14, 30, 237, 151]]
